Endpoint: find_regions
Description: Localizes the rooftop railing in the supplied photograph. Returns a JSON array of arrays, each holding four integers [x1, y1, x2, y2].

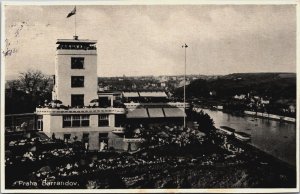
[[57, 44, 96, 50]]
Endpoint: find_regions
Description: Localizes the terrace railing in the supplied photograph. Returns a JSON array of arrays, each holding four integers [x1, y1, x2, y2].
[[36, 107, 126, 115]]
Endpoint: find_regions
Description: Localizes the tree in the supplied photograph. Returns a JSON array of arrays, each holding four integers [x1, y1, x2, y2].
[[188, 110, 215, 133], [18, 69, 52, 96], [5, 69, 53, 114]]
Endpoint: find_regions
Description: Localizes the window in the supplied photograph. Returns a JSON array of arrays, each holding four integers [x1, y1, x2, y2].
[[71, 57, 84, 69], [37, 115, 43, 131], [98, 114, 109, 127], [71, 76, 84, 88], [71, 94, 84, 107], [64, 134, 71, 143], [63, 115, 90, 127], [99, 133, 108, 150], [72, 115, 81, 127], [81, 115, 90, 126], [63, 115, 72, 127], [82, 133, 89, 143]]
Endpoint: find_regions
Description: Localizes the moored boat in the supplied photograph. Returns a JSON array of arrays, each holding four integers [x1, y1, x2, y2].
[[234, 131, 251, 142], [219, 126, 251, 142], [219, 126, 235, 135]]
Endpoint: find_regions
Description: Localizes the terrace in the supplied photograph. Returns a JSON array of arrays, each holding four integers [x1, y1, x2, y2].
[[36, 107, 126, 115], [112, 127, 126, 134]]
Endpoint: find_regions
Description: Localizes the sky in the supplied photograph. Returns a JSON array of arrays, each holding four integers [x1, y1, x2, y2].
[[4, 4, 296, 79]]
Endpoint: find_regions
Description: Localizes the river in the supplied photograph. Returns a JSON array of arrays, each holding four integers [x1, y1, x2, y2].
[[199, 109, 296, 166]]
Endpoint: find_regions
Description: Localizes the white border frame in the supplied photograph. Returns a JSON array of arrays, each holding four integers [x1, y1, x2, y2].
[[1, 0, 299, 193]]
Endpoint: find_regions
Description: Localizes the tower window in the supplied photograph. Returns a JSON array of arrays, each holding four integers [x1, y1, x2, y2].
[[71, 94, 84, 107], [37, 115, 43, 131], [71, 76, 84, 87], [71, 57, 84, 69]]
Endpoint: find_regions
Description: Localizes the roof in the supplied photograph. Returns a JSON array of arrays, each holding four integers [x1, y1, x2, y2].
[[56, 39, 97, 44], [98, 91, 122, 95], [148, 108, 165, 118], [126, 108, 148, 118], [123, 92, 140, 98], [163, 108, 186, 117], [139, 91, 167, 98]]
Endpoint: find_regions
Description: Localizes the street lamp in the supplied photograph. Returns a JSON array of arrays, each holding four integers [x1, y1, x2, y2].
[[182, 43, 188, 128]]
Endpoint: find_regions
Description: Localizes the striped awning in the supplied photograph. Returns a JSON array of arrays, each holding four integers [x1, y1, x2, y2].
[[122, 92, 139, 98], [126, 108, 149, 118], [148, 108, 165, 118], [163, 108, 186, 117]]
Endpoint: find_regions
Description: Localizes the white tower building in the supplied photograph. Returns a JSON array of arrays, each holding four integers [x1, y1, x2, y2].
[[36, 36, 127, 150], [53, 36, 98, 106]]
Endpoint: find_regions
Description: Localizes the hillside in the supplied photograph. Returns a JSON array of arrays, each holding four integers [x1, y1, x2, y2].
[[176, 73, 296, 100]]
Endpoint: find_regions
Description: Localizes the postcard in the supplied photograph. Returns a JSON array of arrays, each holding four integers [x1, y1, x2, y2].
[[1, 1, 298, 193]]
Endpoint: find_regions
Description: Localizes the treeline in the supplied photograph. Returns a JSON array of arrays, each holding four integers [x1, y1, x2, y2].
[[174, 73, 296, 101], [5, 70, 53, 114]]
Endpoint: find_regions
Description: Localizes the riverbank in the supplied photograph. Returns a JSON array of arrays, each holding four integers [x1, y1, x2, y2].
[[244, 111, 296, 123], [193, 106, 296, 123], [196, 108, 296, 166], [136, 139, 295, 188]]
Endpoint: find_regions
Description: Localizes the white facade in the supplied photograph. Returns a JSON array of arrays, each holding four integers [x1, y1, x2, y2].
[[53, 39, 98, 106]]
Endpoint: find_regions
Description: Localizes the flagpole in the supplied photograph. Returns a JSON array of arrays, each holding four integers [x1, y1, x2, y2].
[[75, 7, 77, 37], [184, 44, 186, 128], [182, 43, 188, 128]]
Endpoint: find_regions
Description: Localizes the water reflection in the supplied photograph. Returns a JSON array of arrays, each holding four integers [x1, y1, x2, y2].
[[202, 109, 296, 166]]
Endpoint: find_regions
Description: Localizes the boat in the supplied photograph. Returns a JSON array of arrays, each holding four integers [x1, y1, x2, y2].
[[219, 126, 251, 142], [234, 131, 251, 142], [219, 126, 235, 135]]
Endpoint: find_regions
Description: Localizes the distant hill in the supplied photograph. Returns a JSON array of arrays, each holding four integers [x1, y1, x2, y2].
[[176, 73, 296, 100], [222, 73, 295, 81]]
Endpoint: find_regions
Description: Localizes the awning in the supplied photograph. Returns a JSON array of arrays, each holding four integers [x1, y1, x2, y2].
[[139, 91, 167, 98], [163, 108, 186, 117], [147, 108, 165, 118], [127, 108, 149, 118], [122, 92, 139, 98]]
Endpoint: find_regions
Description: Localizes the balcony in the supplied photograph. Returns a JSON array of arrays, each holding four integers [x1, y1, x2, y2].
[[35, 107, 126, 115], [112, 127, 125, 134], [123, 138, 145, 143]]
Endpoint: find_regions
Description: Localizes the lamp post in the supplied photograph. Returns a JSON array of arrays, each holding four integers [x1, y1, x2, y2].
[[182, 43, 188, 128]]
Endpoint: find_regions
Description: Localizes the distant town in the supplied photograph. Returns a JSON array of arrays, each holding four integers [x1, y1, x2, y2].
[[6, 72, 296, 120]]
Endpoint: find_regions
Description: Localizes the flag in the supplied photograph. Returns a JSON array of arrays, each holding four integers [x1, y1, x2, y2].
[[66, 6, 76, 18]]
